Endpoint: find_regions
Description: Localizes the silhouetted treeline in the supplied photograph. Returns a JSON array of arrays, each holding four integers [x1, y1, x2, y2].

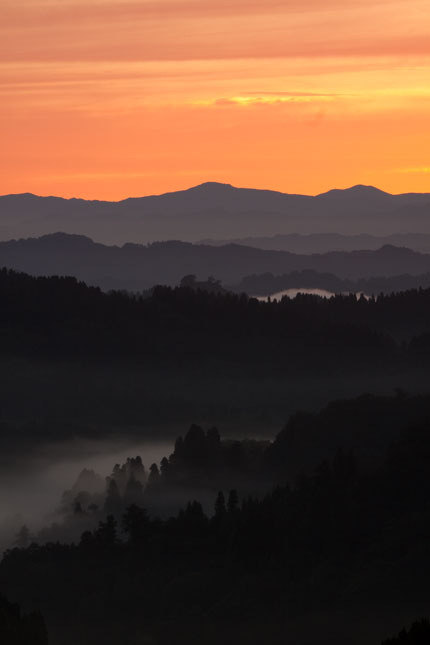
[[140, 390, 430, 511], [145, 425, 270, 499], [22, 392, 430, 545], [3, 415, 430, 645], [382, 619, 430, 645]]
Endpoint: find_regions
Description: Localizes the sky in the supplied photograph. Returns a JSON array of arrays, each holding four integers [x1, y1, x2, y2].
[[1, 0, 430, 199]]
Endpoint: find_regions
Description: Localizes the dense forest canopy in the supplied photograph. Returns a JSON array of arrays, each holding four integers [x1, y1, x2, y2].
[[3, 266, 430, 358]]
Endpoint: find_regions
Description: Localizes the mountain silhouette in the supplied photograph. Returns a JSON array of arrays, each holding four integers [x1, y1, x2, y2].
[[1, 183, 429, 244]]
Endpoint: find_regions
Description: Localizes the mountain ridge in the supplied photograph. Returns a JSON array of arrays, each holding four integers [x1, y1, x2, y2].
[[1, 182, 430, 244], [3, 181, 430, 202]]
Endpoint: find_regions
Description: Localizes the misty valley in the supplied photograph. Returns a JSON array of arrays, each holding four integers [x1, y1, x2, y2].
[[4, 392, 430, 645], [0, 249, 430, 643], [1, 185, 430, 644]]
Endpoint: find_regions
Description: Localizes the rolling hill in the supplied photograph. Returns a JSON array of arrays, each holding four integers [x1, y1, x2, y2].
[[1, 233, 430, 291]]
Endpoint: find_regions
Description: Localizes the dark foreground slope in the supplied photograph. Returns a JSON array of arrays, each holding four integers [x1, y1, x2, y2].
[[2, 393, 430, 645], [0, 595, 47, 645], [2, 268, 430, 448]]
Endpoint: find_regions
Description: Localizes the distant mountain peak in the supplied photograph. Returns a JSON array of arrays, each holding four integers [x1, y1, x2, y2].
[[31, 232, 96, 248], [377, 243, 419, 256], [348, 184, 390, 195], [318, 185, 391, 198], [188, 181, 235, 192]]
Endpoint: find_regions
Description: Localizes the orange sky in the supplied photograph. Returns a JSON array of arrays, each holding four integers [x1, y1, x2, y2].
[[1, 0, 430, 199]]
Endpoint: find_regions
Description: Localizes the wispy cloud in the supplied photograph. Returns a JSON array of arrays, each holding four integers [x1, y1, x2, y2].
[[200, 94, 337, 107], [2, 0, 430, 63], [397, 167, 430, 174]]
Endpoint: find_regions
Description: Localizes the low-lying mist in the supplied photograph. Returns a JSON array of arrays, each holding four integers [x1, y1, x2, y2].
[[0, 436, 173, 552]]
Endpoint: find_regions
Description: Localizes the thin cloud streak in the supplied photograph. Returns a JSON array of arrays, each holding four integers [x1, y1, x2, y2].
[[2, 0, 430, 63], [398, 167, 430, 174], [1, 0, 410, 23]]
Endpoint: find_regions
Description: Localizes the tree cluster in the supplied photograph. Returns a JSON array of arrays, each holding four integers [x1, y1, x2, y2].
[[3, 416, 430, 644]]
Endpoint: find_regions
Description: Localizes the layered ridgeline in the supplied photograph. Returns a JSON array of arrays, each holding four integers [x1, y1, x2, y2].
[[3, 233, 430, 292], [1, 183, 430, 244], [1, 268, 430, 446], [201, 232, 430, 254]]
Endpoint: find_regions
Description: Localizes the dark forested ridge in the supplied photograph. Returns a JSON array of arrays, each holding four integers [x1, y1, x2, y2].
[[3, 233, 430, 292], [3, 393, 430, 644], [2, 268, 430, 446], [2, 266, 430, 355]]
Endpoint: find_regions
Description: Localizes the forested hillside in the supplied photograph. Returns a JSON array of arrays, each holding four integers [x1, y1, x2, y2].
[[1, 268, 430, 448]]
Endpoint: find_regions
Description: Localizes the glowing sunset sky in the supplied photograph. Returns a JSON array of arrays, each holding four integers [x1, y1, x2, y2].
[[1, 0, 430, 199]]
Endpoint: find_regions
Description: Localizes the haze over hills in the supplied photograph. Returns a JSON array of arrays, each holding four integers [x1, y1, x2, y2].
[[3, 233, 430, 292], [200, 233, 430, 255], [1, 182, 430, 245]]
